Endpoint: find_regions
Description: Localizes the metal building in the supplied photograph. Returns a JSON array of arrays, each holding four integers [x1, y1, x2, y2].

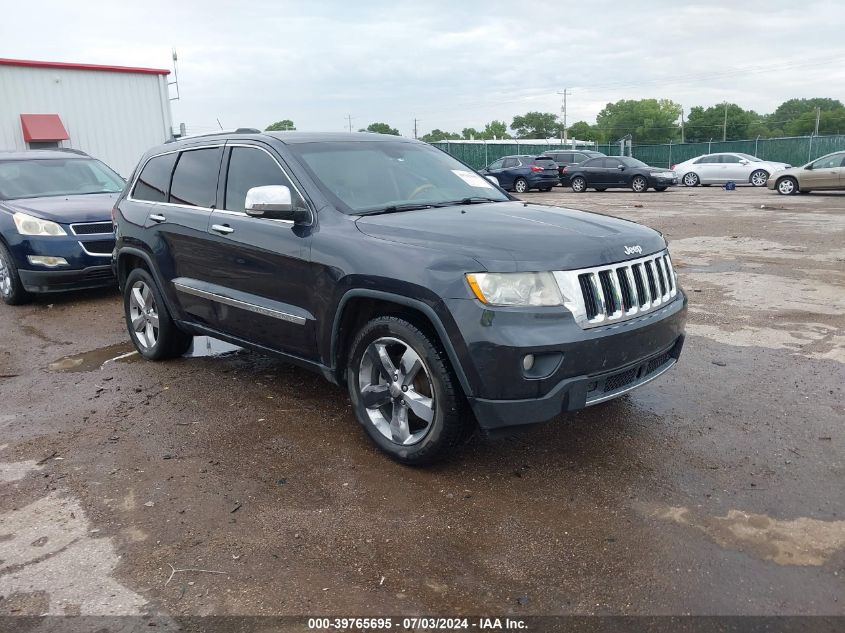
[[0, 58, 173, 176]]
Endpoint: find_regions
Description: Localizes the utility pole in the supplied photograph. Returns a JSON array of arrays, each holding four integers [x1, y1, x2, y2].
[[557, 88, 568, 145], [722, 102, 728, 142], [680, 108, 685, 144], [346, 114, 353, 133], [413, 118, 419, 139], [814, 107, 821, 136]]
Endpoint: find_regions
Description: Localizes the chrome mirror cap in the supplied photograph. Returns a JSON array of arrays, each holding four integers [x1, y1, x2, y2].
[[245, 185, 293, 216]]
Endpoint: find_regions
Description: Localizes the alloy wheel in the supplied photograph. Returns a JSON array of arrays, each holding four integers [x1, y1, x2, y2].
[[750, 170, 768, 187], [777, 178, 796, 195], [0, 254, 11, 297], [632, 176, 647, 192], [572, 177, 586, 192], [128, 280, 160, 349], [358, 337, 435, 446], [514, 179, 527, 194], [683, 173, 699, 187]]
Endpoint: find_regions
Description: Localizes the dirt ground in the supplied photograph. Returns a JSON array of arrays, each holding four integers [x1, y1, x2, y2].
[[0, 185, 843, 621]]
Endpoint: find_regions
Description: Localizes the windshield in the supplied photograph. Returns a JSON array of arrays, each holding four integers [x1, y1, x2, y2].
[[287, 140, 509, 214], [0, 158, 125, 200], [736, 153, 763, 162], [619, 156, 649, 168]]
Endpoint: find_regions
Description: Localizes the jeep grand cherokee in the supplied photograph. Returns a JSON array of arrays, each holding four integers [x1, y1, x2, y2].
[[113, 131, 687, 464]]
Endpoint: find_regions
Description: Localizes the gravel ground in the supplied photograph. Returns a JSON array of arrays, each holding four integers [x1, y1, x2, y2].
[[0, 185, 843, 619]]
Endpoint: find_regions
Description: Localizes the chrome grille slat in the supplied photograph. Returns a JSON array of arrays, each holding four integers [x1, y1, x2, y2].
[[553, 250, 679, 330]]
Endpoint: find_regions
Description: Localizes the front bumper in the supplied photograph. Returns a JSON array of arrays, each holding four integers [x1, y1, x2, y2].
[[650, 176, 678, 187], [19, 265, 116, 293], [445, 292, 687, 429]]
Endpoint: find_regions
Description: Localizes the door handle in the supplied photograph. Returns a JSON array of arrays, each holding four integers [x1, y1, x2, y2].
[[149, 214, 166, 223], [211, 224, 235, 235]]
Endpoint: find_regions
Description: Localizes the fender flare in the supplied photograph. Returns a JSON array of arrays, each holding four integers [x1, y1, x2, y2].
[[329, 288, 475, 397]]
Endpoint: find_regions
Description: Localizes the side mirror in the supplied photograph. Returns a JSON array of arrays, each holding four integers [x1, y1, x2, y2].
[[617, 165, 625, 170], [739, 159, 749, 165], [804, 164, 814, 170], [485, 176, 499, 186], [245, 185, 309, 223]]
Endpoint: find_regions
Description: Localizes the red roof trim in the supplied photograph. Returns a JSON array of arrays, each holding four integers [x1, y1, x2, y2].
[[0, 57, 170, 76], [20, 114, 70, 142]]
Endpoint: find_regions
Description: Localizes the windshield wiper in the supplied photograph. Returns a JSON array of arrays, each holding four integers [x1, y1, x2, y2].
[[357, 203, 436, 216], [434, 196, 503, 207]]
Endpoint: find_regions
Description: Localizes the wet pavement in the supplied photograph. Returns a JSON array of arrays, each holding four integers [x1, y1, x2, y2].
[[0, 186, 843, 618]]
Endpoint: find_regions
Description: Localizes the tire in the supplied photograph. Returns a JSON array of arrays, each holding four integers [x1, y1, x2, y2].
[[654, 186, 668, 192], [571, 176, 587, 193], [0, 240, 32, 305], [123, 268, 192, 360], [750, 169, 769, 187], [631, 175, 648, 193], [594, 187, 607, 192], [776, 177, 798, 195], [682, 172, 700, 187], [513, 178, 528, 194], [347, 316, 472, 465]]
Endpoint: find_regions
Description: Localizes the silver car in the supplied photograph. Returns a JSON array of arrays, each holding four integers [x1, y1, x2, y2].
[[672, 152, 790, 187]]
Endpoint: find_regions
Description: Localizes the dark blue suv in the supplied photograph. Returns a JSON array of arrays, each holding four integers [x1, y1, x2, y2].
[[478, 155, 559, 193], [0, 150, 124, 304]]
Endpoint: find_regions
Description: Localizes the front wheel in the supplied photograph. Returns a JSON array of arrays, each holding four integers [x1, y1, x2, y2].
[[513, 178, 528, 194], [347, 316, 472, 465], [750, 169, 769, 187], [123, 268, 192, 360], [0, 241, 31, 305], [776, 177, 798, 195], [631, 176, 648, 193], [571, 176, 587, 193]]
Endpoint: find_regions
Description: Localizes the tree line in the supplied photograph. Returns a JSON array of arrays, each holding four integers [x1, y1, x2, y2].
[[265, 97, 845, 145]]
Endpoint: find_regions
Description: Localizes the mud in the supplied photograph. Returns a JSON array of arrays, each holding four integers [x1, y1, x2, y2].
[[0, 187, 842, 617]]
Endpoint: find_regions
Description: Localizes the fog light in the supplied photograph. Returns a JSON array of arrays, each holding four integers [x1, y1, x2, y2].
[[522, 354, 535, 371], [28, 256, 68, 268]]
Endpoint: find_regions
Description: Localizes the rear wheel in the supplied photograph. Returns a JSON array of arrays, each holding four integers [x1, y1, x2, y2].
[[632, 175, 648, 193], [776, 177, 798, 195], [750, 169, 769, 187], [682, 172, 700, 187], [347, 316, 471, 465], [0, 241, 31, 305], [571, 176, 587, 193], [513, 178, 528, 194], [123, 268, 192, 360]]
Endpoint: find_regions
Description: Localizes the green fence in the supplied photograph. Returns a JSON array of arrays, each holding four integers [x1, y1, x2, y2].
[[434, 135, 845, 169]]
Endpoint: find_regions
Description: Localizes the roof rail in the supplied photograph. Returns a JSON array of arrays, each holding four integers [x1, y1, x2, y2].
[[169, 128, 263, 143]]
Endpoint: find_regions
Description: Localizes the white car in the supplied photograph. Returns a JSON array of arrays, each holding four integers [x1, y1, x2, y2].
[[672, 153, 790, 187]]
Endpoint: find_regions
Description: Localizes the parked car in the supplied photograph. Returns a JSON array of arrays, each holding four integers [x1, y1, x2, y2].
[[0, 150, 124, 304], [672, 152, 790, 187], [566, 156, 677, 193], [478, 155, 559, 193], [542, 149, 606, 185], [113, 131, 687, 464], [767, 150, 845, 195]]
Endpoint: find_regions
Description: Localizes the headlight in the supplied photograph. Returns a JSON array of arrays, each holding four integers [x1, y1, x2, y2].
[[13, 212, 66, 236], [466, 272, 563, 307], [657, 171, 675, 178]]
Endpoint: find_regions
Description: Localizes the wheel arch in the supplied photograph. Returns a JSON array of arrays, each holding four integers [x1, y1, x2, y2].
[[115, 247, 177, 312], [749, 168, 770, 184], [330, 289, 474, 398]]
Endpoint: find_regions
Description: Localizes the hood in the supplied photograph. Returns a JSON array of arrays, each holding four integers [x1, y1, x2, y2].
[[2, 193, 118, 224], [355, 201, 666, 272], [760, 161, 791, 170]]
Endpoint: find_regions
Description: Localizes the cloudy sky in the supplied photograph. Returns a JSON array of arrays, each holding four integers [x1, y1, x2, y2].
[[3, 0, 843, 136]]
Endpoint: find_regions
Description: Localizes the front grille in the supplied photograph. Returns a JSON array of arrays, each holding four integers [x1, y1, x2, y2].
[[70, 222, 114, 235], [586, 345, 678, 405], [554, 250, 678, 329], [604, 367, 638, 392], [79, 239, 115, 255], [83, 268, 115, 281]]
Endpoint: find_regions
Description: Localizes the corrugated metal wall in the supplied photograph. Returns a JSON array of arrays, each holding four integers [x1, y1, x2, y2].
[[435, 135, 845, 170], [0, 65, 172, 176]]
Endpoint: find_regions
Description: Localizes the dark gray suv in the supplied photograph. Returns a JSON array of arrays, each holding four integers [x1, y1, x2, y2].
[[113, 131, 687, 464]]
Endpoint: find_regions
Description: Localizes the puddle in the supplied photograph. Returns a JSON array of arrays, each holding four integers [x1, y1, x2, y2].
[[48, 337, 242, 372], [183, 335, 242, 358], [649, 505, 845, 566], [47, 343, 138, 373]]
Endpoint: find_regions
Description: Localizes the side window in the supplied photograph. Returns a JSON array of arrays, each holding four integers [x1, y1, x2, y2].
[[720, 155, 741, 163], [132, 153, 178, 202], [169, 147, 223, 208], [695, 155, 715, 164], [225, 147, 299, 213], [811, 154, 844, 169], [603, 158, 622, 168], [502, 158, 518, 168], [487, 159, 504, 170]]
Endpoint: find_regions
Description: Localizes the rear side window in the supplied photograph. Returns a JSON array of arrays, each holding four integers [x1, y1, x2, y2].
[[225, 147, 299, 212], [502, 158, 518, 168], [695, 155, 717, 164], [719, 155, 741, 163], [581, 158, 601, 167], [573, 153, 588, 162], [169, 148, 223, 208], [132, 153, 178, 202]]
